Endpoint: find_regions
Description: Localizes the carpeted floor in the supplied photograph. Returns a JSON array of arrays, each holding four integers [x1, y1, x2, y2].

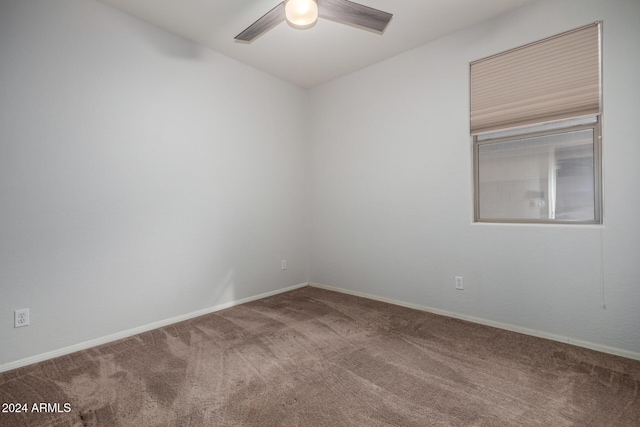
[[1, 286, 639, 426]]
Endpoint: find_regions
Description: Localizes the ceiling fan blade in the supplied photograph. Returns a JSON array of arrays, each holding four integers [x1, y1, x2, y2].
[[319, 0, 392, 34], [235, 2, 286, 42]]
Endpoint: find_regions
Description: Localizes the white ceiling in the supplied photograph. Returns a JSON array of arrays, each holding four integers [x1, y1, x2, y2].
[[96, 0, 535, 88]]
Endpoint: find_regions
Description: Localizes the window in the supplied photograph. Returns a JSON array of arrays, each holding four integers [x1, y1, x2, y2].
[[475, 118, 601, 223], [470, 23, 602, 224]]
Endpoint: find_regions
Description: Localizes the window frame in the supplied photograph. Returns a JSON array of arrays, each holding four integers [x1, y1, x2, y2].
[[473, 117, 603, 225]]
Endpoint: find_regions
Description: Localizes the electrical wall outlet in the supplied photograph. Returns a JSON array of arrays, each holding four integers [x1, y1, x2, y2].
[[281, 260, 287, 270], [15, 309, 30, 328], [455, 276, 464, 290]]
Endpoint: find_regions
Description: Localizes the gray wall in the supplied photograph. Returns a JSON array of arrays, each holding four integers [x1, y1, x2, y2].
[[0, 0, 309, 367], [308, 0, 640, 357]]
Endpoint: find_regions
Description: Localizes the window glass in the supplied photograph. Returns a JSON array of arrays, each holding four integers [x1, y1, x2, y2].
[[476, 127, 599, 223]]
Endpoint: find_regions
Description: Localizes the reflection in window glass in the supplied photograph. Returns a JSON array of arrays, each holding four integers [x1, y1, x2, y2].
[[477, 129, 597, 222]]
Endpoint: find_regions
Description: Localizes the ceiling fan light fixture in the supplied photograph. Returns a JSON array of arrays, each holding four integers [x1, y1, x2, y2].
[[235, 0, 392, 43], [284, 0, 318, 29]]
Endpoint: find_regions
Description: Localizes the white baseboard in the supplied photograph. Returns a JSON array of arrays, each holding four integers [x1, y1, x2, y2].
[[309, 282, 640, 362], [0, 282, 309, 374]]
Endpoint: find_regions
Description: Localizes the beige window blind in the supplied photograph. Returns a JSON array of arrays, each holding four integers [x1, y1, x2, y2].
[[470, 23, 601, 135]]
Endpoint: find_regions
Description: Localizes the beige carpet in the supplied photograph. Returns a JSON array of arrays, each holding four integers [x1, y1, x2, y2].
[[1, 286, 639, 426]]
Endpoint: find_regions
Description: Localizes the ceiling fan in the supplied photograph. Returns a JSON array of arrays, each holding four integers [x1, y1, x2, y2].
[[235, 0, 393, 43]]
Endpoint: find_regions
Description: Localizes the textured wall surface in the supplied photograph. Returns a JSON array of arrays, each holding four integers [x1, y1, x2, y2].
[[0, 0, 309, 367], [308, 0, 640, 357]]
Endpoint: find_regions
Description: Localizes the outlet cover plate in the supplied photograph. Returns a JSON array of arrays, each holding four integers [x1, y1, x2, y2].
[[15, 308, 30, 328]]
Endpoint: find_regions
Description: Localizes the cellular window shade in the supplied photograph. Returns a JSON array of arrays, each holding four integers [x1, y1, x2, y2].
[[470, 23, 601, 135]]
